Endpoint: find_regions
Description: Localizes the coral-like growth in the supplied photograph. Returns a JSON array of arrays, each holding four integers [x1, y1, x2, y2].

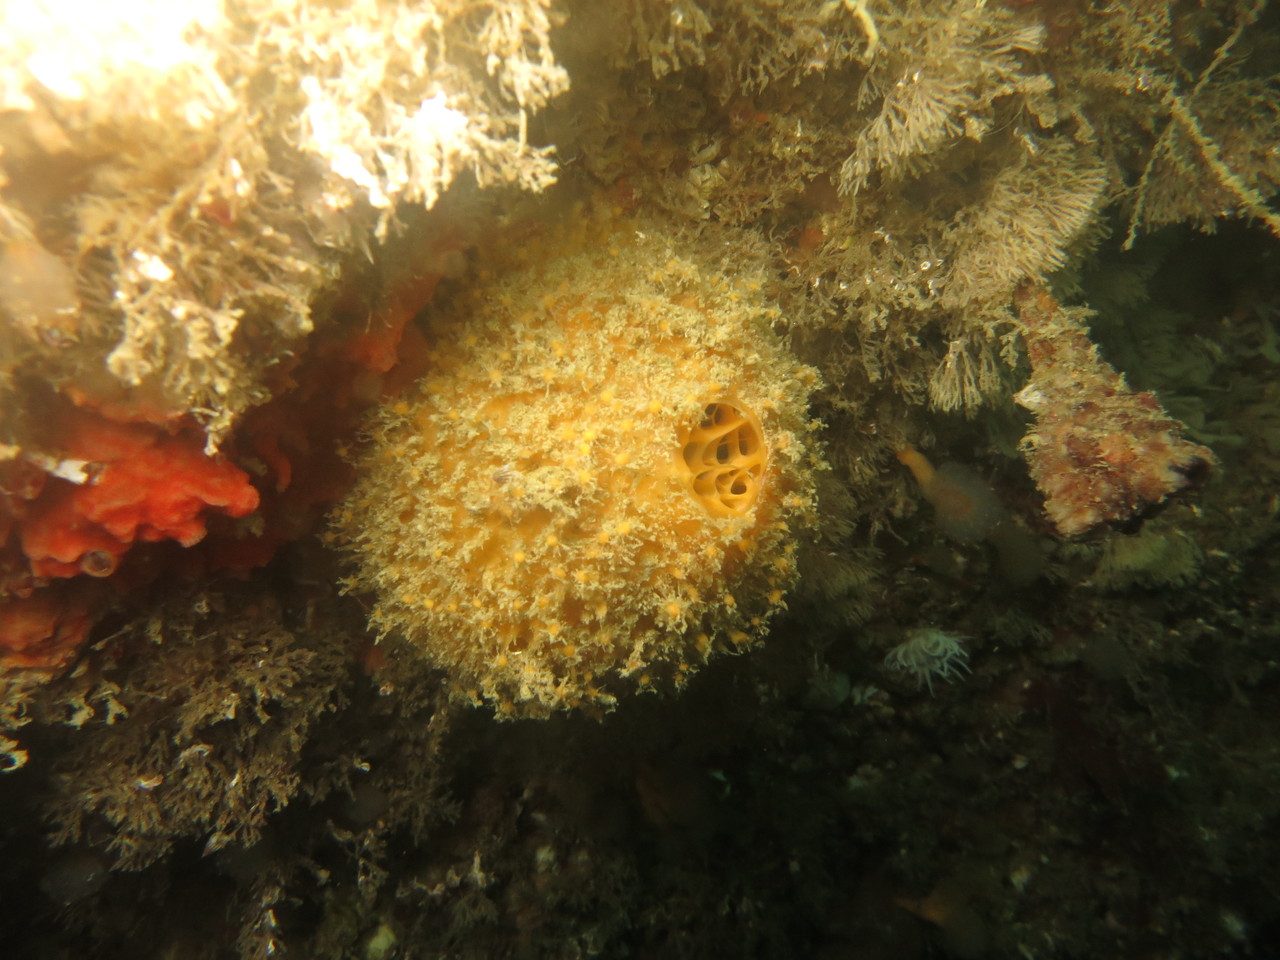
[[42, 585, 354, 870], [1013, 284, 1215, 537], [335, 216, 825, 713], [0, 0, 570, 445]]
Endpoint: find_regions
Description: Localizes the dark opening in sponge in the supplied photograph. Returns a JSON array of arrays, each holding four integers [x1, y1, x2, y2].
[[679, 402, 767, 518]]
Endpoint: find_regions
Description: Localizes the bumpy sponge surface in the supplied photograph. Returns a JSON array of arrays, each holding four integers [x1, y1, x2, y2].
[[334, 221, 823, 713]]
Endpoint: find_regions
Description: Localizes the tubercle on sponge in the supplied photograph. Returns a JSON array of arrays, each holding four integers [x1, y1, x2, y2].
[[332, 216, 827, 715], [1012, 284, 1215, 538]]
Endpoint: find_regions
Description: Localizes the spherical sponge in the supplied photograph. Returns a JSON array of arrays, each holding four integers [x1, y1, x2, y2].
[[333, 222, 824, 714]]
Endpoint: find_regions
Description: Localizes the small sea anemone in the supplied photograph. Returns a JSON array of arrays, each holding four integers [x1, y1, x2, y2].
[[896, 447, 1003, 542], [884, 627, 971, 694]]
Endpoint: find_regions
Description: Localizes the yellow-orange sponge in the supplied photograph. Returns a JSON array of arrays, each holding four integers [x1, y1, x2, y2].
[[333, 223, 824, 714]]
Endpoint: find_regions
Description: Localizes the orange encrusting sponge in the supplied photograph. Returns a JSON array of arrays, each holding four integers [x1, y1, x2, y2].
[[333, 221, 824, 714], [19, 413, 260, 580]]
